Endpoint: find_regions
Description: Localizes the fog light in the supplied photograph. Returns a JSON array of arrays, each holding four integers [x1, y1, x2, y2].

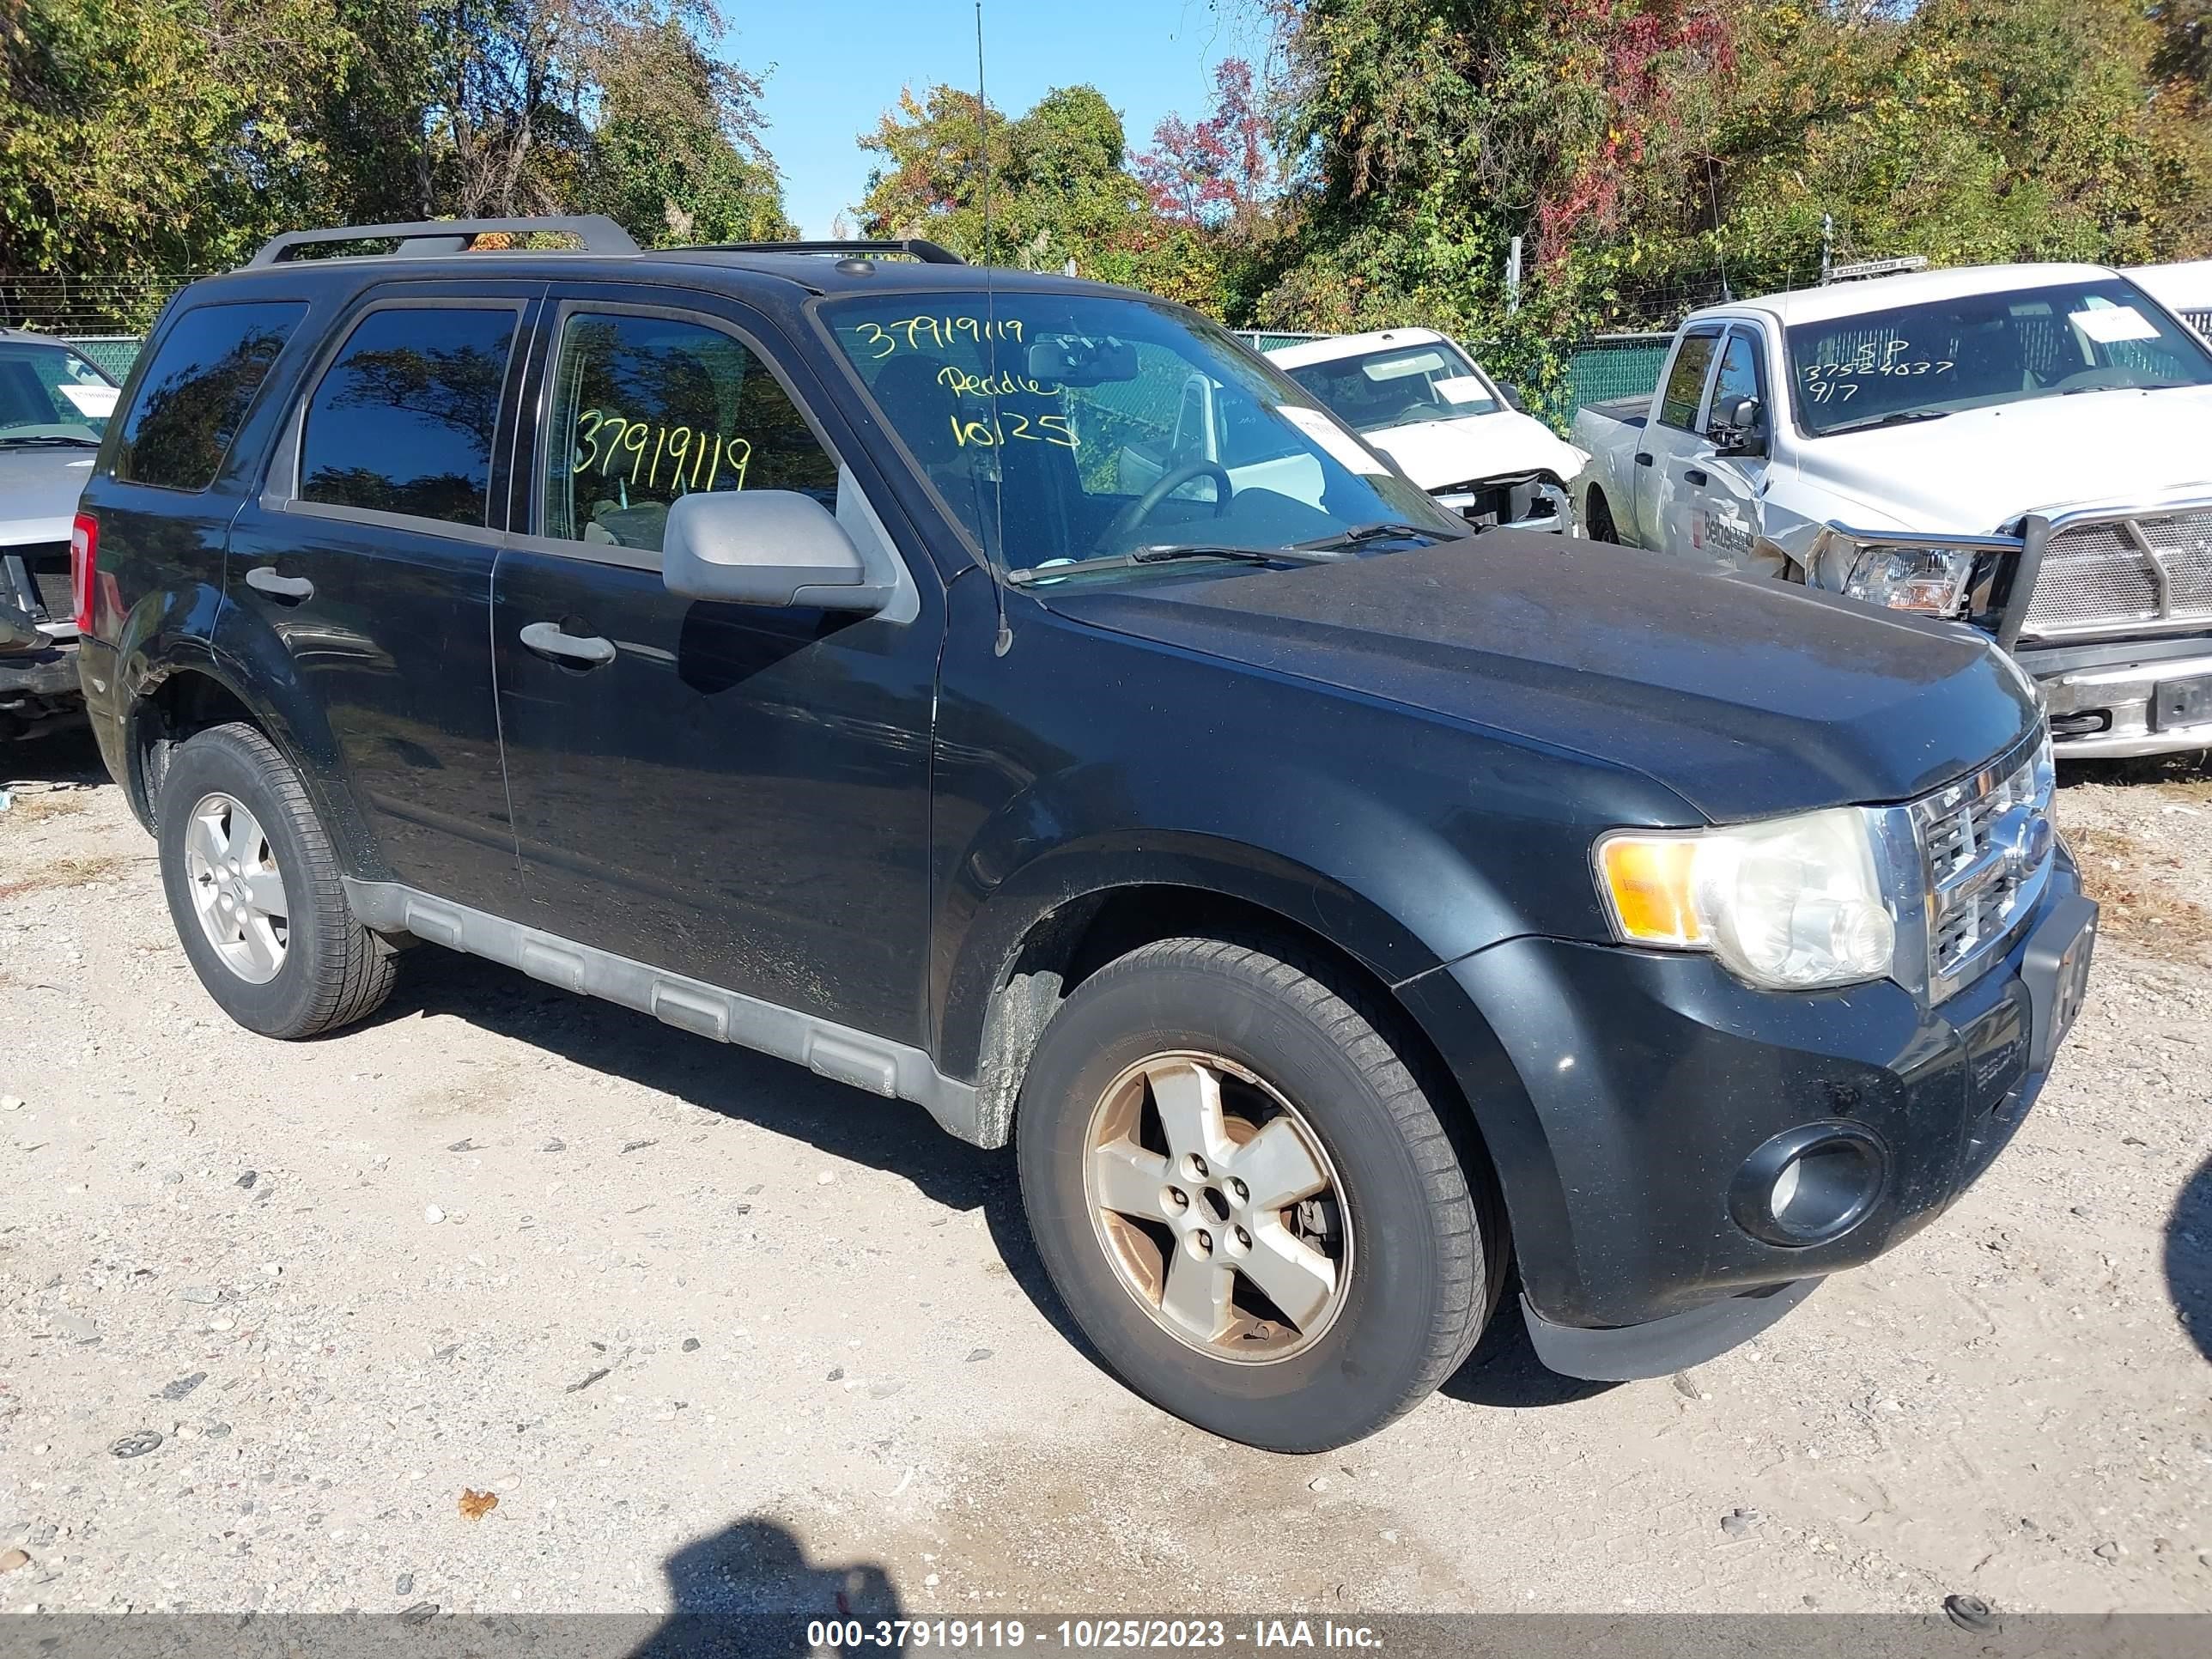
[[1730, 1123, 1887, 1247]]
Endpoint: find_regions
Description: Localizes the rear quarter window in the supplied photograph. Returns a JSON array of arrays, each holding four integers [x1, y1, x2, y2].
[[112, 301, 308, 491]]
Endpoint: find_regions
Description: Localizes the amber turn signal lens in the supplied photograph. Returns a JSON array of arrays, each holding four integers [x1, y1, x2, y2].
[[1595, 836, 1703, 946]]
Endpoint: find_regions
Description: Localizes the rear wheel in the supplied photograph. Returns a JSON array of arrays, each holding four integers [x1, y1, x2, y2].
[[157, 722, 395, 1039], [1583, 488, 1620, 543], [1016, 938, 1498, 1451]]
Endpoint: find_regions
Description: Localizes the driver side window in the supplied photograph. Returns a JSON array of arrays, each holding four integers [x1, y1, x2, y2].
[[540, 310, 836, 554], [1705, 330, 1764, 438]]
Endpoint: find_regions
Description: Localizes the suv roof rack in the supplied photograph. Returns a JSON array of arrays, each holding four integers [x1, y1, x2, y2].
[[246, 216, 640, 268], [703, 239, 967, 266]]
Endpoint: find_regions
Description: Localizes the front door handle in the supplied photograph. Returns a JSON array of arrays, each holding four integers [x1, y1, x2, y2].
[[520, 621, 617, 667], [245, 566, 313, 603], [1634, 453, 1653, 467], [1685, 468, 1711, 487]]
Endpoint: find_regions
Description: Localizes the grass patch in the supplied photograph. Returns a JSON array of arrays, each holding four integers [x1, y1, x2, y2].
[[0, 852, 132, 902], [2066, 823, 2212, 961]]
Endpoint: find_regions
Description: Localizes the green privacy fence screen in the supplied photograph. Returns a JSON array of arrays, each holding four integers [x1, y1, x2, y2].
[[61, 336, 144, 382]]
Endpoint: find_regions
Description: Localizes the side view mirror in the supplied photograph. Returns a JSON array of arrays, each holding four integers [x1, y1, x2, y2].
[[1498, 383, 1527, 413], [1714, 395, 1767, 456], [661, 489, 890, 613]]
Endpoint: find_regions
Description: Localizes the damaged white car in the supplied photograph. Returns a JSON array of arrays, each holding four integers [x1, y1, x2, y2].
[[1267, 329, 1588, 532]]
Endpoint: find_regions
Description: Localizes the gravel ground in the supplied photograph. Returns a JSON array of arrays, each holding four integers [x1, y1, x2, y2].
[[1, 728, 2207, 1620]]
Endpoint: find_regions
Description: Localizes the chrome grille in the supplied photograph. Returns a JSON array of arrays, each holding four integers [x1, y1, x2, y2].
[[1908, 727, 2056, 1000], [2022, 508, 2212, 639]]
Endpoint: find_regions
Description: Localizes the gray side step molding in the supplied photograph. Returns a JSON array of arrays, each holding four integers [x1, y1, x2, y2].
[[343, 879, 982, 1145]]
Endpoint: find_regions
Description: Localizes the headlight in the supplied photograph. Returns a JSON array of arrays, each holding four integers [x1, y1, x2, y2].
[[1841, 544, 1974, 615], [1594, 807, 1897, 990]]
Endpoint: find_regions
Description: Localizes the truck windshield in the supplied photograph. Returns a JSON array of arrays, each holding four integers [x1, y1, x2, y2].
[[820, 292, 1460, 577], [1786, 277, 2212, 437], [1281, 341, 1500, 432], [0, 341, 117, 443]]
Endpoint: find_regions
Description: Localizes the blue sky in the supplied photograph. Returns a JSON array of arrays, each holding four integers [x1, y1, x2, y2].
[[725, 2, 1272, 238]]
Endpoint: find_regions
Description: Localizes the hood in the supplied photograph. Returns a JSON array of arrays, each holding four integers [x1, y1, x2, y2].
[[1360, 411, 1589, 494], [0, 445, 98, 544], [1796, 385, 2212, 533], [1042, 535, 2035, 822]]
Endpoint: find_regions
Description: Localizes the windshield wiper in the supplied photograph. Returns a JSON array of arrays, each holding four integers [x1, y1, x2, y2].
[[1820, 409, 1953, 436], [1293, 520, 1467, 551], [0, 434, 100, 448], [2063, 380, 2185, 396], [1004, 543, 1341, 586]]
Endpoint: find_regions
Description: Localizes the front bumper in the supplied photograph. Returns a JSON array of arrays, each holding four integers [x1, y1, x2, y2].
[[1431, 854, 2093, 1376], [0, 636, 84, 738], [2018, 636, 2212, 758], [1434, 478, 1575, 535]]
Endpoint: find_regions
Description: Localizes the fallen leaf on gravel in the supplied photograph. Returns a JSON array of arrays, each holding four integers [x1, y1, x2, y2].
[[0, 1548, 29, 1573], [458, 1489, 499, 1521], [564, 1366, 611, 1394]]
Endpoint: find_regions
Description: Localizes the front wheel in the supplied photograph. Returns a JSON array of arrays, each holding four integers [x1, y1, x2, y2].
[[1016, 938, 1498, 1451]]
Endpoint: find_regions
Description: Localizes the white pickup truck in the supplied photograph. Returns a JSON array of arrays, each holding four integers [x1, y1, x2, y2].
[[1571, 263, 2212, 758]]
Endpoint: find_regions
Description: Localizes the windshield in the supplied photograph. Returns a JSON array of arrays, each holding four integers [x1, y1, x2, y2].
[[821, 292, 1460, 579], [1786, 277, 2212, 436], [0, 341, 117, 443], [1281, 340, 1500, 432]]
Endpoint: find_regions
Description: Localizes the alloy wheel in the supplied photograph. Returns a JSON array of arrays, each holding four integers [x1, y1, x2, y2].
[[182, 792, 290, 984], [1083, 1051, 1352, 1364]]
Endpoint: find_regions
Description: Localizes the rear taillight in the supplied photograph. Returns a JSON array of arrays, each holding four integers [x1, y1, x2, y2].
[[70, 513, 97, 635]]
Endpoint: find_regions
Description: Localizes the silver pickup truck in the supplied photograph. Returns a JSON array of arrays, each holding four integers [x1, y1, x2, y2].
[[1571, 263, 2212, 759]]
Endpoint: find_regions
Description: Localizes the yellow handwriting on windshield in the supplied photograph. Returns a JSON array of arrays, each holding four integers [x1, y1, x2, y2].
[[935, 365, 1062, 400], [576, 411, 752, 491], [855, 315, 1025, 360]]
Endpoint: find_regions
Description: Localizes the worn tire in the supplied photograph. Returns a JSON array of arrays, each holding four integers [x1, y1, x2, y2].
[[156, 721, 395, 1039], [1016, 938, 1497, 1452]]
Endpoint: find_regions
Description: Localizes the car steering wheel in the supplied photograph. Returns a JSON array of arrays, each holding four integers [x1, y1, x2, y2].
[[1106, 459, 1233, 544]]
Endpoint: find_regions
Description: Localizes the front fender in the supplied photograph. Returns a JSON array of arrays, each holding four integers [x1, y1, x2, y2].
[[933, 757, 1524, 1085]]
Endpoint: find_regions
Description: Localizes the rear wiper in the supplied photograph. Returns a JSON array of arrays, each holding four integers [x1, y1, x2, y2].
[[1293, 520, 1466, 551], [1820, 409, 1953, 436], [0, 434, 100, 447], [1004, 544, 1341, 586]]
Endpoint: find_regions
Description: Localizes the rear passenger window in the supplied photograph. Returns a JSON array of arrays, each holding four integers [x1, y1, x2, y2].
[[114, 301, 307, 491], [541, 311, 836, 553], [1656, 331, 1720, 430], [298, 307, 519, 527]]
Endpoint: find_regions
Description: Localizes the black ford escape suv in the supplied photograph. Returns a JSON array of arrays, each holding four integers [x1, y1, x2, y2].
[[73, 216, 2097, 1452]]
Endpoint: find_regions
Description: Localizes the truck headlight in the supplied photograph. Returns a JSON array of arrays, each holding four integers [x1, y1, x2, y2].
[[1841, 544, 1974, 615], [1595, 808, 1897, 991]]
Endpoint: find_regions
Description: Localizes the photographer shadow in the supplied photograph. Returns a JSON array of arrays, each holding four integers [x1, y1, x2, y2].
[[630, 1516, 903, 1656]]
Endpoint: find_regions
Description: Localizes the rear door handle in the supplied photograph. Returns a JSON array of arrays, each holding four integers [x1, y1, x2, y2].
[[1634, 453, 1653, 466], [244, 566, 313, 603], [520, 620, 617, 667], [1684, 468, 1710, 487]]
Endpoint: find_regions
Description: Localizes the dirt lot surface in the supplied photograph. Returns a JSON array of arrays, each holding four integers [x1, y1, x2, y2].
[[2, 730, 2208, 1620]]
